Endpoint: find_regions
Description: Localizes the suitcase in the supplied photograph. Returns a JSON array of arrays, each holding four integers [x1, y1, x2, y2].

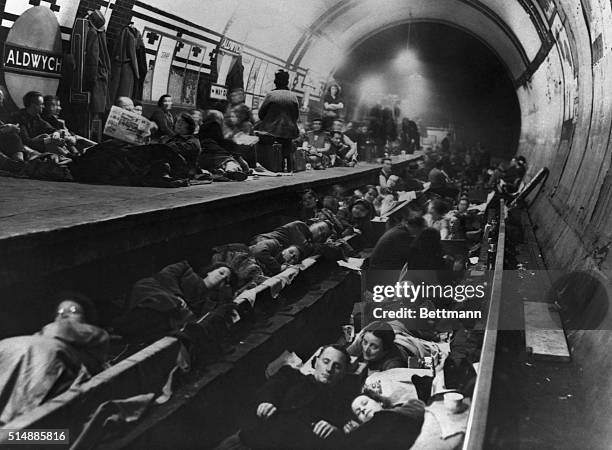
[[256, 141, 283, 172], [293, 148, 307, 172]]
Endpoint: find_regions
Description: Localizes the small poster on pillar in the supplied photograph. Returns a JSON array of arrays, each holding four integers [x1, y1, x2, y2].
[[103, 106, 153, 145]]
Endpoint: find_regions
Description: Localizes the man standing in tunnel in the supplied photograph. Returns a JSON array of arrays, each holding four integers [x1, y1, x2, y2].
[[256, 70, 300, 172]]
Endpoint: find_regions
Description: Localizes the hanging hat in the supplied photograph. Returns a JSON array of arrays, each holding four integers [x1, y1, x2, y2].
[[88, 10, 106, 31]]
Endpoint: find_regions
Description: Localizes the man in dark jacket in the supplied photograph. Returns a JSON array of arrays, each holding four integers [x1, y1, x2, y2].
[[239, 345, 356, 449], [256, 70, 299, 171], [366, 200, 426, 289], [10, 91, 68, 155]]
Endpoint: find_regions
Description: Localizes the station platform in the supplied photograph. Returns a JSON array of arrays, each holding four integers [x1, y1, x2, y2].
[[0, 153, 421, 337]]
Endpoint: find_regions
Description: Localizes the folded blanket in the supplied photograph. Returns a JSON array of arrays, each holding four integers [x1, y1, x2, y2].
[[426, 398, 470, 439]]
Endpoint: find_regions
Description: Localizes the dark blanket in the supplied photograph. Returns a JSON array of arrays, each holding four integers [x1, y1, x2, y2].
[[210, 243, 266, 293], [70, 141, 192, 187], [0, 320, 109, 425], [112, 261, 210, 340]]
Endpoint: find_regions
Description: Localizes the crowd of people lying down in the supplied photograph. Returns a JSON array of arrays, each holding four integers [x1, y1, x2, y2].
[[0, 138, 520, 441], [219, 141, 523, 449]]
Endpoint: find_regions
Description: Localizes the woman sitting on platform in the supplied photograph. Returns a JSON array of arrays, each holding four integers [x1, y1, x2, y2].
[[149, 94, 175, 139], [198, 109, 249, 181], [157, 112, 202, 178], [0, 293, 109, 425]]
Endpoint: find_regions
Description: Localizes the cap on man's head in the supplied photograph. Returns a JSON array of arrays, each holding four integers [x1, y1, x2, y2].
[[274, 70, 290, 87]]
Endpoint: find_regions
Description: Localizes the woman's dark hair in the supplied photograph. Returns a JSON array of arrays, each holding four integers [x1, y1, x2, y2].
[[199, 262, 238, 290], [290, 244, 305, 262], [43, 95, 59, 107], [359, 389, 393, 409], [429, 199, 449, 216], [327, 83, 341, 97], [350, 198, 374, 219], [23, 91, 43, 108], [405, 228, 444, 270], [53, 291, 99, 324], [231, 103, 251, 124], [177, 112, 196, 134], [322, 195, 339, 212], [364, 185, 378, 196], [364, 321, 396, 352], [300, 189, 319, 208], [157, 94, 172, 108]]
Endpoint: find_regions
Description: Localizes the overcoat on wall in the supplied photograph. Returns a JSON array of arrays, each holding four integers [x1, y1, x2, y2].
[[133, 29, 148, 101], [84, 11, 112, 114], [83, 11, 111, 114], [109, 25, 140, 103]]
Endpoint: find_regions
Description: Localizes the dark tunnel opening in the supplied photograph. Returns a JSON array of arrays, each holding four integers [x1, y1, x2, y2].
[[334, 22, 522, 160]]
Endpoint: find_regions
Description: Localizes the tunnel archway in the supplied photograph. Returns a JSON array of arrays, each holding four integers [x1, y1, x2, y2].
[[332, 22, 522, 158]]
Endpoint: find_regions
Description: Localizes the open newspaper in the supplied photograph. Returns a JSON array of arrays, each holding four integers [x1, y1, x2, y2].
[[103, 106, 153, 145]]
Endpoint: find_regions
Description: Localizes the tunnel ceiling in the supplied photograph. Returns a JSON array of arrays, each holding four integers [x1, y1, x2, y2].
[[223, 0, 548, 83]]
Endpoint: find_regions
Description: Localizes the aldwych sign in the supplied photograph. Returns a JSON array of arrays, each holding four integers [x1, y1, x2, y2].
[[3, 43, 63, 77]]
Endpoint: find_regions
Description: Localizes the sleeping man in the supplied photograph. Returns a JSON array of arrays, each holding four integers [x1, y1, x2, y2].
[[238, 345, 357, 449]]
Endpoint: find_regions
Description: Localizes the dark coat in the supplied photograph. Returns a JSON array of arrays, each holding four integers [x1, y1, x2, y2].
[[240, 367, 356, 449], [84, 24, 112, 114], [250, 220, 312, 249], [249, 238, 284, 276], [69, 141, 192, 187], [10, 109, 55, 151], [133, 28, 148, 100], [256, 89, 299, 139], [369, 226, 416, 271], [112, 261, 214, 340], [110, 25, 140, 103], [149, 109, 175, 138]]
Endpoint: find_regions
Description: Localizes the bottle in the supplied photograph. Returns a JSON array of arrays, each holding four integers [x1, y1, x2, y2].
[[487, 237, 496, 270]]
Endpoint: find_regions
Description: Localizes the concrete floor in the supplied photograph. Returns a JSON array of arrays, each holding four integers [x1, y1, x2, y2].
[[0, 158, 414, 241]]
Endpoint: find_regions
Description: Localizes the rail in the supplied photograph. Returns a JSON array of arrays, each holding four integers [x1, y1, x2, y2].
[[462, 199, 506, 450]]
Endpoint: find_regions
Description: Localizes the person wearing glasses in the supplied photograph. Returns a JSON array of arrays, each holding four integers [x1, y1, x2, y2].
[[0, 293, 109, 425]]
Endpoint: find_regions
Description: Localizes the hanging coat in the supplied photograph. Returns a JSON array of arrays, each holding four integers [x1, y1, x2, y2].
[[133, 28, 148, 100], [84, 24, 112, 114], [109, 25, 140, 103]]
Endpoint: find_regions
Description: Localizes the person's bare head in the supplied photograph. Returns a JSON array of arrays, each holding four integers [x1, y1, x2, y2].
[[116, 96, 134, 111], [313, 345, 349, 385]]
